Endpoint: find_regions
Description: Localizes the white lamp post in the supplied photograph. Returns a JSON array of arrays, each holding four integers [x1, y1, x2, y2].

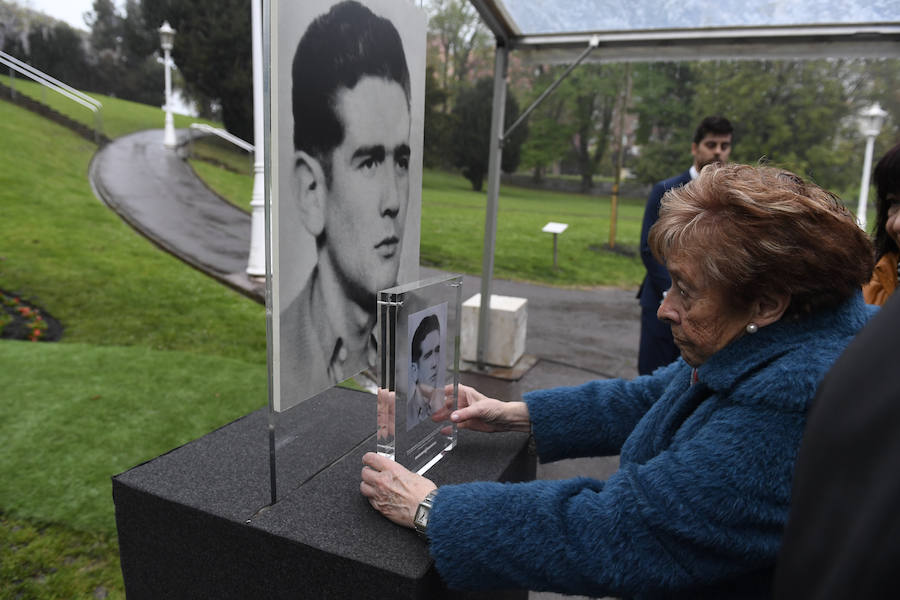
[[856, 103, 888, 231], [159, 21, 177, 149], [246, 0, 266, 277]]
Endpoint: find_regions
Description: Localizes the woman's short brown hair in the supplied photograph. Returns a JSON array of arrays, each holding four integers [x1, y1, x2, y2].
[[649, 163, 874, 317]]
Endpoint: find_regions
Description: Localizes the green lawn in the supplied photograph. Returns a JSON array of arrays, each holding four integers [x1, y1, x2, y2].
[[1, 513, 123, 600], [420, 169, 645, 288], [0, 342, 266, 533], [1, 97, 266, 599], [189, 157, 254, 211]]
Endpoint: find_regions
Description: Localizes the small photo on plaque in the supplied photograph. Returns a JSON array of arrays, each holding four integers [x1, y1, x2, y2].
[[406, 303, 447, 432], [377, 274, 461, 475]]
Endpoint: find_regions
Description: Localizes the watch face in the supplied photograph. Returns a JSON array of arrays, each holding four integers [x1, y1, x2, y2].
[[414, 505, 428, 528]]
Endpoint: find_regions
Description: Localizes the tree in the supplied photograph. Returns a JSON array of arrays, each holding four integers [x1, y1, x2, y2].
[[450, 77, 527, 191], [423, 64, 452, 168], [86, 0, 121, 54], [22, 23, 90, 90], [422, 0, 493, 170], [565, 64, 625, 192], [691, 60, 855, 191], [82, 0, 163, 105], [115, 0, 165, 107], [629, 62, 697, 185], [627, 59, 871, 195], [518, 65, 575, 182], [142, 0, 252, 141], [83, 0, 125, 97], [425, 0, 491, 113], [841, 58, 900, 165], [511, 61, 629, 191]]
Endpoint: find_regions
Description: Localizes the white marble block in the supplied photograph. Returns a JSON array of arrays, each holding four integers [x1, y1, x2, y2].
[[461, 294, 527, 367]]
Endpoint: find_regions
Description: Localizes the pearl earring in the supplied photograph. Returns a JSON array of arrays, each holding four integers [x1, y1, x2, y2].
[[746, 323, 758, 334]]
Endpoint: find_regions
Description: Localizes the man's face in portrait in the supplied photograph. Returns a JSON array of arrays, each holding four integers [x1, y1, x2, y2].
[[414, 330, 440, 390], [691, 133, 732, 172], [322, 76, 411, 306]]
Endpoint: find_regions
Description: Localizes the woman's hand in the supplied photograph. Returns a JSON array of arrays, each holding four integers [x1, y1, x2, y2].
[[360, 452, 436, 528], [443, 384, 531, 433]]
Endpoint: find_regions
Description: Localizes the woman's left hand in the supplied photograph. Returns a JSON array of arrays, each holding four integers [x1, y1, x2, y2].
[[360, 452, 437, 528]]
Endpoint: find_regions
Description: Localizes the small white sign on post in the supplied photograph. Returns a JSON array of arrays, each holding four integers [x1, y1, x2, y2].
[[541, 222, 568, 270]]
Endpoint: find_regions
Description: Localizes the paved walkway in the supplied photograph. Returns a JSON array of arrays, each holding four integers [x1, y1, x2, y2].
[[89, 129, 265, 301]]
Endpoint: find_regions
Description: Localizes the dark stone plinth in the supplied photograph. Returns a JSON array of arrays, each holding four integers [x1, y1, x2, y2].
[[113, 387, 535, 599]]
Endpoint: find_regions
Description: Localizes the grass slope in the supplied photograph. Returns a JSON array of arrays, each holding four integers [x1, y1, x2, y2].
[[1, 73, 210, 139], [0, 101, 266, 363], [1, 93, 266, 598], [0, 341, 265, 534], [189, 157, 254, 211], [1, 513, 123, 600]]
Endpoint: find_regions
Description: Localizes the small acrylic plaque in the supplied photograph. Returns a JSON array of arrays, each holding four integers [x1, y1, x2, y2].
[[377, 274, 462, 475]]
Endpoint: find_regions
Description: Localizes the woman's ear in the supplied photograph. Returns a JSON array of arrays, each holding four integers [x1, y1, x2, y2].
[[752, 291, 791, 328], [294, 150, 327, 238]]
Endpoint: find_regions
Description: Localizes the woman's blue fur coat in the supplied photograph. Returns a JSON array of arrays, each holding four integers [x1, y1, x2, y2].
[[427, 293, 874, 598]]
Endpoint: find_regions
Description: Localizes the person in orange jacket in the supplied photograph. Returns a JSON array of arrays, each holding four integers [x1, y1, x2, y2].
[[863, 141, 900, 305]]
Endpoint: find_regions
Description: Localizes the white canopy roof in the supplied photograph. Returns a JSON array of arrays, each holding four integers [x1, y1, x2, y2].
[[469, 0, 900, 62]]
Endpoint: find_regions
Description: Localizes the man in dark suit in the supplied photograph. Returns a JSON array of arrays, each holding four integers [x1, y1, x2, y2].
[[637, 116, 733, 375], [774, 293, 898, 599]]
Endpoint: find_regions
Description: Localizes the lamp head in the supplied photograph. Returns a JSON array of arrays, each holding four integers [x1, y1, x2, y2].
[[159, 21, 176, 52], [859, 103, 888, 138]]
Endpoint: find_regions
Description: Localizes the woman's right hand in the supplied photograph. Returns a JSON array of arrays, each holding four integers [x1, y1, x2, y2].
[[443, 384, 531, 433]]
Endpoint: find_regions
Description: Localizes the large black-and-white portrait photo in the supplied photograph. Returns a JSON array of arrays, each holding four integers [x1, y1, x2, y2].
[[270, 0, 425, 412], [406, 303, 447, 432]]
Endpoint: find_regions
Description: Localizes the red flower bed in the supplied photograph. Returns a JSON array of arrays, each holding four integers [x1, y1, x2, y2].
[[0, 289, 64, 342]]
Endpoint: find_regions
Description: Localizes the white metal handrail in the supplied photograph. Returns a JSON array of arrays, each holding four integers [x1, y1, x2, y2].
[[0, 50, 103, 141], [189, 123, 254, 153], [1, 50, 101, 109]]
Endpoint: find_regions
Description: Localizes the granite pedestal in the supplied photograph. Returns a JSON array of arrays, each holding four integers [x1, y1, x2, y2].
[[113, 386, 535, 599]]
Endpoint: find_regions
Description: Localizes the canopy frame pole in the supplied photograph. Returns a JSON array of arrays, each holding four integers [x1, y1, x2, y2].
[[476, 37, 599, 368], [476, 42, 509, 368]]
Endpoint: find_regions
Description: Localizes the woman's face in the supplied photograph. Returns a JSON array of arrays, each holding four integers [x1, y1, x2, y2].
[[657, 253, 754, 367], [885, 192, 900, 249]]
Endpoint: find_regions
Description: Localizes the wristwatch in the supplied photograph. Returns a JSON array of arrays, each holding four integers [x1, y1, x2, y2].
[[413, 489, 438, 538]]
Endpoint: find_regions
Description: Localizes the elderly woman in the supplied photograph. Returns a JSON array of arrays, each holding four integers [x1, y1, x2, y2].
[[863, 141, 900, 305], [360, 164, 875, 598]]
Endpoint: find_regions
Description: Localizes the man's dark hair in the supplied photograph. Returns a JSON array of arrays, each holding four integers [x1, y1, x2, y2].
[[292, 0, 411, 186], [872, 141, 900, 259], [693, 116, 733, 144], [411, 314, 440, 363]]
